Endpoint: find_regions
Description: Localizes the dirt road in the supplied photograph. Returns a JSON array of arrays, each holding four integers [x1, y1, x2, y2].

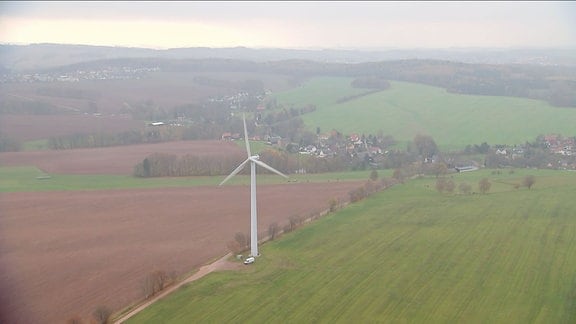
[[113, 253, 241, 323]]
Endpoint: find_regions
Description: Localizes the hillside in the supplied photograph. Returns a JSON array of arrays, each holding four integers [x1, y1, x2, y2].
[[2, 44, 575, 71], [3, 52, 575, 109], [273, 78, 576, 149]]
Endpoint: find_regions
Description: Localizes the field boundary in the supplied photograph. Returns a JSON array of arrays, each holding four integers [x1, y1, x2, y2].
[[112, 180, 390, 323], [113, 252, 235, 324]]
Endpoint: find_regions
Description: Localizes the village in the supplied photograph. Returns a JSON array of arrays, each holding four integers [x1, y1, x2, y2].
[[0, 66, 161, 83]]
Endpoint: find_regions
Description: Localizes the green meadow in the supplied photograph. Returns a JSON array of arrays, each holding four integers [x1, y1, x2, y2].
[[0, 166, 376, 192], [273, 78, 576, 150], [128, 169, 576, 323]]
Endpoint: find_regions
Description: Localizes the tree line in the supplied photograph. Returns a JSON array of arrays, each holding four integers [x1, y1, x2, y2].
[[133, 152, 246, 177], [47, 128, 173, 150]]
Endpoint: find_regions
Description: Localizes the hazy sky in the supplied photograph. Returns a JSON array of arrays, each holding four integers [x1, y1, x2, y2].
[[1, 1, 575, 49]]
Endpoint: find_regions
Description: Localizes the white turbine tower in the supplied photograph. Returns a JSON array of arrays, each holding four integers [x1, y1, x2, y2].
[[219, 114, 288, 257]]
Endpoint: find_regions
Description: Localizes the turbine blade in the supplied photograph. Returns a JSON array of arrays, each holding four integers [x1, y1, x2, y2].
[[219, 158, 250, 186], [243, 114, 251, 157], [251, 158, 289, 179]]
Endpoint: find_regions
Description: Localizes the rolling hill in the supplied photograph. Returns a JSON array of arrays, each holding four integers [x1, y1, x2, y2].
[[273, 78, 576, 149]]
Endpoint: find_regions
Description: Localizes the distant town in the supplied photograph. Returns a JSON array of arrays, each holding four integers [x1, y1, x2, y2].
[[0, 66, 161, 83]]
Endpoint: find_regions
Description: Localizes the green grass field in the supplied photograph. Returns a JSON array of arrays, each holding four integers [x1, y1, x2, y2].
[[127, 169, 576, 323], [273, 78, 576, 150], [0, 166, 377, 192]]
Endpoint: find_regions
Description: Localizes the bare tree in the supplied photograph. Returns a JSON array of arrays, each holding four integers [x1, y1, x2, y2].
[[142, 270, 170, 298], [288, 215, 302, 231], [369, 169, 379, 181], [435, 177, 447, 193], [393, 168, 405, 183], [444, 178, 455, 193], [382, 177, 398, 189], [92, 305, 112, 324], [328, 197, 339, 212], [413, 134, 438, 162], [66, 316, 83, 324], [479, 178, 492, 194], [364, 180, 376, 195], [153, 270, 170, 291], [234, 232, 248, 249], [431, 162, 448, 178], [459, 182, 472, 195], [349, 187, 367, 202], [227, 240, 243, 254], [523, 175, 536, 189], [268, 222, 279, 241]]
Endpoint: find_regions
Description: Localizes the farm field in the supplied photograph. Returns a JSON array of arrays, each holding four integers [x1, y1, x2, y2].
[[273, 77, 576, 149], [0, 114, 145, 143], [0, 133, 377, 323], [0, 180, 367, 324], [0, 140, 245, 175], [129, 169, 576, 323], [0, 166, 379, 192]]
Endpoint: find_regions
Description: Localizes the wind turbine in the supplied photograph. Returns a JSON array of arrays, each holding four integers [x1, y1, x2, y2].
[[219, 114, 288, 257]]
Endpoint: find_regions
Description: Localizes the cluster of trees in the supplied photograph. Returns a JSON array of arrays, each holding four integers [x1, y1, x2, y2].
[[126, 99, 170, 121], [227, 232, 249, 254], [464, 142, 491, 154], [260, 148, 348, 174], [35, 86, 100, 100], [133, 145, 356, 178], [435, 171, 536, 195], [193, 76, 265, 94], [133, 152, 246, 177], [335, 90, 380, 104], [67, 305, 112, 324], [260, 104, 316, 125], [351, 76, 391, 90], [142, 270, 177, 299], [47, 127, 179, 150], [0, 99, 60, 114], [343, 60, 576, 108], [0, 134, 20, 152]]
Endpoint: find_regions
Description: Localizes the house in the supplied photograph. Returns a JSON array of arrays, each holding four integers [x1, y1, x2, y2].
[[455, 166, 478, 172], [221, 132, 232, 141], [267, 136, 282, 145], [369, 146, 382, 155]]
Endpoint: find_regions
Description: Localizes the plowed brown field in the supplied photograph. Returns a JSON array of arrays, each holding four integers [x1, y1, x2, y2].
[[0, 114, 145, 142], [0, 140, 244, 174], [0, 181, 363, 323]]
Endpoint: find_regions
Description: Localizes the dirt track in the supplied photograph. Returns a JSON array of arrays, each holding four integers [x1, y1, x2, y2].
[[0, 181, 363, 323], [113, 252, 241, 324]]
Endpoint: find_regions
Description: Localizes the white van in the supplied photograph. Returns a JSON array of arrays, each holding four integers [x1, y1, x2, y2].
[[243, 257, 255, 265]]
